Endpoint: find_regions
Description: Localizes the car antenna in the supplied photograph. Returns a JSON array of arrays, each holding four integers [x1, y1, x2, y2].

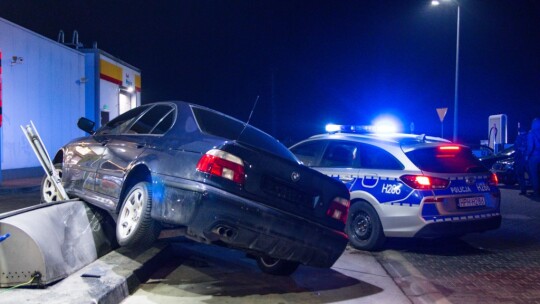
[[237, 95, 259, 141]]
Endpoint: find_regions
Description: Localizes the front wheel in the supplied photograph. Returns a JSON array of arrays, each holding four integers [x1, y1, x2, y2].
[[41, 164, 63, 203], [256, 256, 300, 276], [346, 202, 386, 251], [116, 181, 161, 248]]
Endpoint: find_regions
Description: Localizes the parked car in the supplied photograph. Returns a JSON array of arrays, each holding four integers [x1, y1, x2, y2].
[[478, 145, 514, 169], [41, 101, 350, 275], [289, 125, 501, 251], [490, 157, 530, 186], [491, 158, 518, 185], [470, 144, 494, 158]]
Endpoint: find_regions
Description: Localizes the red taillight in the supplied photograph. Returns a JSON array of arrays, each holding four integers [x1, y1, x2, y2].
[[400, 175, 449, 190], [326, 197, 350, 224], [489, 172, 498, 186], [196, 149, 245, 185]]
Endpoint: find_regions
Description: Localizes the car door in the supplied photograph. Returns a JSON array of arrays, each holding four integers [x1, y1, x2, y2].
[[316, 141, 362, 187], [290, 140, 362, 187], [94, 104, 175, 203], [353, 143, 408, 203]]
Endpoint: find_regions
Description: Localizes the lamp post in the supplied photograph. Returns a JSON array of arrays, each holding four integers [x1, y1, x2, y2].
[[431, 0, 460, 142]]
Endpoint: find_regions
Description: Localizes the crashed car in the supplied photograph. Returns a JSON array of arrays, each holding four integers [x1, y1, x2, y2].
[[41, 101, 350, 275]]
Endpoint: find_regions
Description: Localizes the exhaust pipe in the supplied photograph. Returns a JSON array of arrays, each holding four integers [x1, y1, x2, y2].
[[213, 225, 237, 239]]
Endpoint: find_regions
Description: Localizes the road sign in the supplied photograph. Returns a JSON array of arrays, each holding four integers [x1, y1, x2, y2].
[[436, 108, 448, 122]]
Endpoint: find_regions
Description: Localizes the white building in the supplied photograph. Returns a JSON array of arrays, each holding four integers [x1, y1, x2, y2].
[[0, 17, 141, 180]]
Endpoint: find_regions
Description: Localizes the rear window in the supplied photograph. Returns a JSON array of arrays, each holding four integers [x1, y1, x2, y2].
[[192, 106, 297, 162], [406, 146, 489, 173]]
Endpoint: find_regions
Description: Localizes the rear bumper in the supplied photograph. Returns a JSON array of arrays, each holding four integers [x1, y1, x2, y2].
[[414, 215, 502, 238], [150, 176, 348, 268]]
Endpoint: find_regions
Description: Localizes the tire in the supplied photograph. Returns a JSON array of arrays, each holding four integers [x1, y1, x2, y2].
[[40, 164, 63, 203], [116, 181, 161, 248], [346, 202, 386, 251], [256, 256, 300, 276]]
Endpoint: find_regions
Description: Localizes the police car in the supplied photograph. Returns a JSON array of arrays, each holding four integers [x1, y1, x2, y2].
[[289, 125, 501, 251]]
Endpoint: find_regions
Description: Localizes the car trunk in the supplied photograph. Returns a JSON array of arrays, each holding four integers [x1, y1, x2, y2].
[[404, 144, 499, 214], [220, 142, 348, 232]]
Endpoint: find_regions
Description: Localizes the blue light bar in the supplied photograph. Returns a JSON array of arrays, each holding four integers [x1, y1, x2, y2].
[[325, 123, 398, 134], [325, 124, 342, 133], [325, 124, 380, 134]]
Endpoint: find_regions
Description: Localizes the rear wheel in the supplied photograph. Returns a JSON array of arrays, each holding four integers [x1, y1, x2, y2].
[[346, 202, 386, 251], [256, 256, 300, 276], [116, 181, 161, 248], [41, 164, 63, 203]]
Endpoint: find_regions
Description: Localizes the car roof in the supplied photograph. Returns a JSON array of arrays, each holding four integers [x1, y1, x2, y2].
[[305, 132, 451, 147]]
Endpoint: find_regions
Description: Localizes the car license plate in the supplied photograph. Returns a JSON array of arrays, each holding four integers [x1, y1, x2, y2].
[[458, 197, 486, 208]]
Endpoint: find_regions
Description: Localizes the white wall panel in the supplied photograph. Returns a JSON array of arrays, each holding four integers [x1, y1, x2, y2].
[[0, 18, 85, 170]]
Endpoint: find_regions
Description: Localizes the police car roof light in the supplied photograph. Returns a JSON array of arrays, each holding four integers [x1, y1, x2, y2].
[[325, 124, 383, 134]]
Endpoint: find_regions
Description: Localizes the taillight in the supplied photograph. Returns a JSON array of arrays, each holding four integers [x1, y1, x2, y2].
[[196, 149, 245, 185], [489, 172, 498, 186], [400, 175, 449, 190], [326, 197, 350, 224]]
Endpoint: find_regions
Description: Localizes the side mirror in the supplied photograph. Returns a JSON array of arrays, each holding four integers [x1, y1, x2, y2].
[[77, 117, 95, 135]]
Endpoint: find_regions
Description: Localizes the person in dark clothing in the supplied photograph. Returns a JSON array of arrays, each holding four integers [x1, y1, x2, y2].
[[514, 124, 528, 195], [527, 118, 540, 197]]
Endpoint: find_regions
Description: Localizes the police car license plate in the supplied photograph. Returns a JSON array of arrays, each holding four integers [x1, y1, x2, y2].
[[458, 197, 486, 208]]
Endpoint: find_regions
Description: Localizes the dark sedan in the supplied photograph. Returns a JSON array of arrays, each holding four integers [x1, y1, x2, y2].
[[478, 145, 514, 169], [41, 101, 350, 275]]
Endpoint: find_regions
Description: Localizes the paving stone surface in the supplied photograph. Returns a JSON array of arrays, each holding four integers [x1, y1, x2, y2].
[[370, 187, 540, 304]]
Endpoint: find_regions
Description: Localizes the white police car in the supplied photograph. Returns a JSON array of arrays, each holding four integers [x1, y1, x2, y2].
[[289, 125, 501, 251]]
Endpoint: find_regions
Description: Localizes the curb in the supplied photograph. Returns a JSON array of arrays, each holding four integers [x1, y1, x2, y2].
[[376, 250, 450, 304], [0, 242, 171, 304]]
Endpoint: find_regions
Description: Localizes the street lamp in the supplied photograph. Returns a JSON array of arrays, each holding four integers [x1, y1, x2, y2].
[[431, 0, 460, 143]]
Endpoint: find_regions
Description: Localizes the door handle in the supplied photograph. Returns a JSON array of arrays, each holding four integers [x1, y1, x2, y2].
[[136, 143, 146, 149], [100, 140, 109, 146]]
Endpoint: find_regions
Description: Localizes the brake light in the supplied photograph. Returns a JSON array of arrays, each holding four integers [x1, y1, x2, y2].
[[196, 149, 245, 185], [439, 145, 460, 151], [326, 197, 350, 224], [489, 172, 498, 186], [400, 175, 449, 190]]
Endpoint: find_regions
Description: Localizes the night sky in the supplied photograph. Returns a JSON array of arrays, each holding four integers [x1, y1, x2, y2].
[[1, 1, 540, 146]]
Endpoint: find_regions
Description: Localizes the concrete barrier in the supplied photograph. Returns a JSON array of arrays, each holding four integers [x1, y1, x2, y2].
[[0, 200, 117, 287]]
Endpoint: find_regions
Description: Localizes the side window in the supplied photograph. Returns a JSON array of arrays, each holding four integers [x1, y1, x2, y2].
[[150, 109, 175, 134], [129, 105, 174, 135], [290, 141, 327, 166], [359, 144, 404, 170], [320, 142, 358, 168], [96, 106, 148, 135]]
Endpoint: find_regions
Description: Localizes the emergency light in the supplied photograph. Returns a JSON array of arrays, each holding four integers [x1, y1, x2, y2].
[[325, 124, 397, 134]]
